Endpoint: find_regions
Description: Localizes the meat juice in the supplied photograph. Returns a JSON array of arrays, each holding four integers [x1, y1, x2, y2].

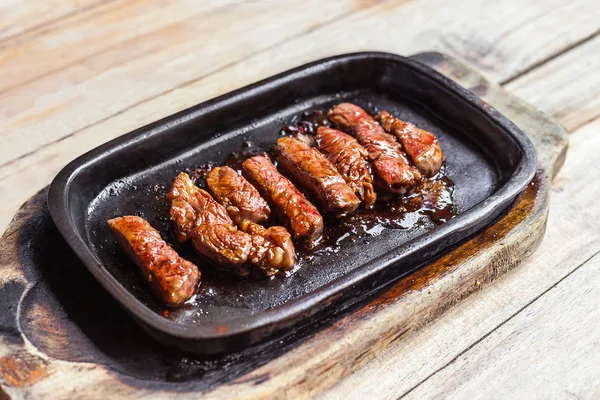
[[186, 109, 457, 273], [157, 107, 458, 325]]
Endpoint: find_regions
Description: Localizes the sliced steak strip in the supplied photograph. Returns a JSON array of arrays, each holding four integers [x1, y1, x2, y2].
[[377, 111, 444, 177], [242, 154, 323, 244], [276, 136, 360, 216], [315, 126, 376, 208], [242, 221, 296, 276], [169, 172, 231, 243], [328, 102, 421, 194], [107, 216, 200, 307], [206, 166, 271, 225]]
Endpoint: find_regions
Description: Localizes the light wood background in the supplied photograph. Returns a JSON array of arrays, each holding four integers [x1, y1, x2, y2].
[[0, 0, 599, 398]]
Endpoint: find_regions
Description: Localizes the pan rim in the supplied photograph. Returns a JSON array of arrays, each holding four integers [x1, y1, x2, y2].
[[47, 51, 536, 342]]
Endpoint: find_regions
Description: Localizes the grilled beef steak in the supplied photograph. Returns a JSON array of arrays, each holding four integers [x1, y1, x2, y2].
[[169, 172, 295, 276], [377, 111, 444, 177], [242, 154, 324, 244], [315, 126, 376, 208], [276, 136, 360, 216], [169, 172, 232, 243], [328, 103, 421, 194], [107, 216, 200, 307], [206, 166, 271, 225]]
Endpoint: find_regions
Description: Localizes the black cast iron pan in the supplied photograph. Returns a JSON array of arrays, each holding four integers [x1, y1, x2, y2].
[[47, 52, 536, 354]]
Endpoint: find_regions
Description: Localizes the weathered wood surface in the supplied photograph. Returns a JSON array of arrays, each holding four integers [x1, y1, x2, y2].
[[0, 0, 371, 162], [505, 35, 600, 132], [0, 52, 567, 399], [405, 228, 600, 399], [321, 36, 600, 399], [1, 0, 599, 233], [0, 0, 105, 42], [0, 1, 599, 398], [323, 124, 600, 399]]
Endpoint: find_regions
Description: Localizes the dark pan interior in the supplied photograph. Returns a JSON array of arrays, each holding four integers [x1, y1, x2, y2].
[[84, 99, 501, 325], [51, 54, 532, 350]]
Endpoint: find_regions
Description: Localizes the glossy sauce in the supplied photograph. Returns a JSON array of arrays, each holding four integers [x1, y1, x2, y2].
[[184, 109, 456, 278], [280, 109, 331, 136], [279, 110, 456, 259]]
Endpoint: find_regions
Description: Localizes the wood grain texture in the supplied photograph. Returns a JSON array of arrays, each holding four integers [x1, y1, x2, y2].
[[0, 0, 107, 42], [0, 0, 373, 164], [506, 34, 600, 132], [0, 53, 567, 399], [320, 46, 600, 397], [0, 0, 223, 91], [405, 251, 600, 400], [321, 116, 600, 399], [1, 0, 599, 234]]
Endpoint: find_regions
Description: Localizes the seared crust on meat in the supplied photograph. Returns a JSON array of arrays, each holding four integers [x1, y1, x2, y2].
[[107, 216, 200, 307], [328, 103, 421, 194], [242, 154, 324, 243], [207, 166, 271, 225], [316, 126, 376, 208], [276, 136, 360, 216], [190, 222, 296, 277], [377, 111, 444, 177], [190, 223, 253, 276], [170, 172, 295, 276], [241, 221, 296, 276], [169, 172, 231, 243]]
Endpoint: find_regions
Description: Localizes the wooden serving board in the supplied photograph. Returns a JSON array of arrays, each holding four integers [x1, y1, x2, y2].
[[0, 53, 567, 399]]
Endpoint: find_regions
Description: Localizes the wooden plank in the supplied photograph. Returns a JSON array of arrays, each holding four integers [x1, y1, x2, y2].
[[0, 52, 569, 399], [506, 34, 600, 131], [0, 0, 224, 91], [403, 251, 600, 400], [0, 0, 374, 166], [1, 1, 598, 159], [0, 0, 107, 42], [1, 0, 599, 234], [320, 116, 600, 399]]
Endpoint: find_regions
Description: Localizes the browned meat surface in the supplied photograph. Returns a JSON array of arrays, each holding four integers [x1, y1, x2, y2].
[[276, 136, 360, 216], [170, 172, 295, 276], [377, 111, 444, 177], [169, 172, 231, 243], [315, 126, 376, 208], [328, 103, 421, 194], [242, 154, 324, 243], [190, 223, 253, 276], [107, 216, 200, 307], [192, 220, 296, 277], [242, 221, 296, 276], [206, 166, 271, 225]]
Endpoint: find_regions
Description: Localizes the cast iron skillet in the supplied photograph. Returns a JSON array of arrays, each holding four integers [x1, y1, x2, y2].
[[48, 52, 536, 354]]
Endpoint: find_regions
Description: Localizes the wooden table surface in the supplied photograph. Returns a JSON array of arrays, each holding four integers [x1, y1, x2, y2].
[[0, 1, 599, 398]]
